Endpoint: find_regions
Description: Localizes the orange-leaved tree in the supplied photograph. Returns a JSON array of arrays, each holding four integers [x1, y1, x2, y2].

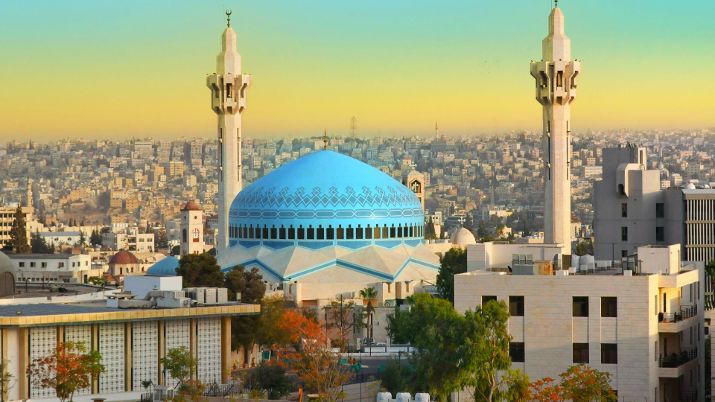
[[27, 341, 104, 402], [528, 365, 616, 402], [277, 309, 350, 402], [528, 377, 562, 402]]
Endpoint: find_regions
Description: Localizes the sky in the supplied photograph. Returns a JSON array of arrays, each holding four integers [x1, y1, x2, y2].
[[1, 0, 714, 142]]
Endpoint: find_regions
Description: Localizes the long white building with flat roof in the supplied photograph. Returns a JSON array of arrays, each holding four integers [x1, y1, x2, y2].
[[455, 244, 704, 402]]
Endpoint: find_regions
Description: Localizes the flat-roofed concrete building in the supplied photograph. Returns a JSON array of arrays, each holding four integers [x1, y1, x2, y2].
[[8, 253, 97, 283], [0, 279, 259, 401], [455, 244, 704, 402]]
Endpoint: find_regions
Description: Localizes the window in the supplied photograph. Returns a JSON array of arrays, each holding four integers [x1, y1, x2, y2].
[[656, 203, 665, 218], [656, 226, 664, 242], [621, 203, 628, 218], [573, 343, 589, 363], [41, 262, 47, 268], [307, 226, 314, 240], [482, 296, 497, 305], [509, 296, 524, 316], [601, 343, 617, 364], [316, 226, 324, 240], [621, 226, 628, 241], [601, 297, 617, 317], [58, 262, 64, 268], [509, 342, 525, 363], [573, 297, 589, 317], [621, 249, 628, 258], [30, 262, 35, 268]]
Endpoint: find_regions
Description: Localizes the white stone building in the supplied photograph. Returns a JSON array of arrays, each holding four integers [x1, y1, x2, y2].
[[103, 227, 155, 253], [8, 253, 98, 283], [454, 244, 704, 401]]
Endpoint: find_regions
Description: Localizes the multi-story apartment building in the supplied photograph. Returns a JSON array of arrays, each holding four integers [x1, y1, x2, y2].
[[103, 227, 154, 253], [455, 244, 704, 401], [0, 204, 32, 248]]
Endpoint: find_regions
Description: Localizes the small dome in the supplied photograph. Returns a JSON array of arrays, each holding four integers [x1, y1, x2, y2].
[[182, 200, 202, 211], [686, 183, 696, 190], [109, 250, 139, 265], [450, 227, 476, 245], [146, 256, 179, 276], [0, 251, 15, 275]]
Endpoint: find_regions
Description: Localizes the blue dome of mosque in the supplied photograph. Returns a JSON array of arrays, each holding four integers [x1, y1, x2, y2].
[[146, 256, 179, 276], [228, 150, 424, 247]]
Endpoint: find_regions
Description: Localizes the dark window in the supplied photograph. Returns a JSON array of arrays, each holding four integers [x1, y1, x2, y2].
[[621, 203, 628, 218], [621, 249, 628, 258], [573, 343, 589, 363], [509, 296, 524, 316], [601, 297, 617, 317], [307, 226, 314, 240], [573, 297, 589, 317], [621, 226, 628, 241], [316, 226, 324, 240], [262, 227, 269, 239], [397, 226, 403, 238], [270, 226, 277, 239], [601, 343, 617, 364], [326, 226, 334, 240], [356, 226, 363, 240], [365, 225, 372, 239], [337, 226, 344, 239], [288, 226, 295, 240], [279, 227, 286, 240], [482, 296, 497, 305], [297, 226, 305, 240], [346, 225, 354, 240], [656, 226, 665, 242], [656, 203, 665, 218], [182, 229, 187, 242], [382, 226, 389, 239], [390, 226, 396, 238], [509, 342, 525, 363]]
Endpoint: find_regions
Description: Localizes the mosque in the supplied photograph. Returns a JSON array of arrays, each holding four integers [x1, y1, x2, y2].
[[149, 14, 441, 306]]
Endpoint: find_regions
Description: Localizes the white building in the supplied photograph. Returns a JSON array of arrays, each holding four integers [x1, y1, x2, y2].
[[455, 244, 704, 402], [103, 227, 154, 253], [38, 231, 83, 247], [8, 253, 97, 283]]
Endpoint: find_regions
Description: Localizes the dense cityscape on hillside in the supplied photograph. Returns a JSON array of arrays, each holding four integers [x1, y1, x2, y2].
[[2, 129, 714, 241]]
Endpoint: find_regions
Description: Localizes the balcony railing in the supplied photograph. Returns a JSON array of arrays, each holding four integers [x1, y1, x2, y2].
[[659, 349, 697, 368], [658, 305, 697, 323]]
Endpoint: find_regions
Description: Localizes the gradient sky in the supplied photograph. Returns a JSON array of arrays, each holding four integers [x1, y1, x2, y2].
[[1, 0, 714, 141]]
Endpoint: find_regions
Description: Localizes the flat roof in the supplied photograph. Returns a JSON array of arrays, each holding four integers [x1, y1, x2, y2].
[[8, 254, 83, 260], [0, 301, 260, 327]]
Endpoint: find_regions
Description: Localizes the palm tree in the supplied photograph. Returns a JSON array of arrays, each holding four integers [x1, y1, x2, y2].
[[359, 287, 377, 343]]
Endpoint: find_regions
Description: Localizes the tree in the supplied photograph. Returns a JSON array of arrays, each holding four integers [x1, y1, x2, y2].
[[89, 229, 103, 247], [26, 341, 104, 402], [387, 294, 528, 402], [255, 295, 289, 350], [528, 366, 616, 402], [436, 248, 467, 303], [78, 230, 86, 246], [467, 301, 529, 402], [224, 265, 266, 302], [575, 239, 594, 256], [247, 362, 293, 399], [380, 359, 412, 396], [7, 206, 30, 253], [325, 295, 361, 351], [176, 253, 224, 288], [161, 346, 197, 388], [558, 365, 616, 402], [31, 231, 53, 254], [274, 310, 350, 401], [154, 228, 168, 249], [359, 287, 377, 343]]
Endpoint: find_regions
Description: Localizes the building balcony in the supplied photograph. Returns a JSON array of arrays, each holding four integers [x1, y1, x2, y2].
[[658, 349, 698, 378], [658, 305, 698, 333]]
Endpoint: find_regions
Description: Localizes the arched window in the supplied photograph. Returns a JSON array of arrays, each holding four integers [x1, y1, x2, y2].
[[279, 226, 286, 240], [390, 225, 396, 238], [249, 225, 254, 239], [307, 225, 315, 240], [297, 225, 305, 240], [346, 225, 354, 240], [356, 225, 363, 240], [288, 226, 295, 240], [337, 225, 344, 240], [366, 225, 373, 240], [326, 226, 334, 240], [270, 226, 277, 239], [182, 229, 187, 242], [262, 226, 269, 239], [381, 225, 388, 239], [397, 225, 403, 238], [317, 225, 324, 240]]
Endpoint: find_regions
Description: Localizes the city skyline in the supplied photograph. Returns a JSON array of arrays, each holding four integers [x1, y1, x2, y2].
[[1, 0, 715, 142]]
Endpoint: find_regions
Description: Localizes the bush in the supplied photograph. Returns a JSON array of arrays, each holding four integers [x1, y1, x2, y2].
[[247, 362, 294, 399], [380, 359, 412, 395]]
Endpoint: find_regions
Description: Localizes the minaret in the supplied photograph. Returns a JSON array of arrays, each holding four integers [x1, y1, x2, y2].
[[207, 10, 251, 255], [530, 4, 580, 253]]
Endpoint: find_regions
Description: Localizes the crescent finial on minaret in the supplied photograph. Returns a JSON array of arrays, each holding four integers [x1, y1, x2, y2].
[[226, 9, 232, 27]]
